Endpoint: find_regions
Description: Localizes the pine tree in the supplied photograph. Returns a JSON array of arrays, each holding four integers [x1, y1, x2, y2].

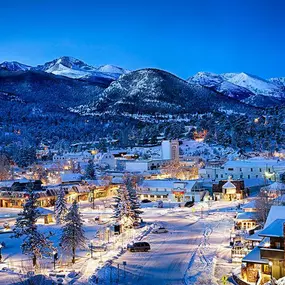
[[85, 160, 95, 179], [12, 185, 53, 268], [112, 177, 142, 228], [125, 177, 143, 223], [60, 200, 86, 264], [54, 187, 68, 224]]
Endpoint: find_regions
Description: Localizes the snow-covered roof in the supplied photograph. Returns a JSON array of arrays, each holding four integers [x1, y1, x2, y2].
[[244, 230, 263, 242], [242, 247, 269, 264], [224, 158, 285, 168], [241, 200, 258, 210], [222, 181, 236, 189], [264, 206, 285, 228], [112, 177, 124, 184], [236, 212, 258, 221], [259, 219, 285, 237], [139, 179, 198, 191], [60, 173, 83, 183], [244, 178, 270, 188], [85, 179, 109, 187], [262, 182, 285, 192], [0, 178, 31, 188]]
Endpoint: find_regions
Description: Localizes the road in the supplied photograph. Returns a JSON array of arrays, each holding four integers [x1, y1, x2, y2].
[[98, 203, 236, 285]]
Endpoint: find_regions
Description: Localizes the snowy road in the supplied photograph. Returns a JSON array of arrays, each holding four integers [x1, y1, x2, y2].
[[98, 203, 236, 285]]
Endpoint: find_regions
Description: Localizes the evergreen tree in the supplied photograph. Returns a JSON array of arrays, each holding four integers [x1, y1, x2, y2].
[[85, 160, 95, 179], [112, 177, 142, 227], [125, 177, 143, 222], [54, 187, 68, 224], [60, 200, 86, 264], [12, 185, 53, 268]]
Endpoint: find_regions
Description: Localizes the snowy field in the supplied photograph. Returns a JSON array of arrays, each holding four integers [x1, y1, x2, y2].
[[0, 200, 238, 284]]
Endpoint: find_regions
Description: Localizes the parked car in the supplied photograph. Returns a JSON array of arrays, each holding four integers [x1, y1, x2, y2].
[[127, 242, 150, 252], [141, 199, 152, 203], [152, 227, 168, 234], [185, 201, 194, 208]]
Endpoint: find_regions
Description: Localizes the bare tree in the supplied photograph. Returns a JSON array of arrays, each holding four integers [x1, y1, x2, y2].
[[255, 191, 272, 226], [0, 153, 10, 181]]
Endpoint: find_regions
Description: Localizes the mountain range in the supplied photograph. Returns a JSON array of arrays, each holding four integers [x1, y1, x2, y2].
[[0, 56, 284, 118]]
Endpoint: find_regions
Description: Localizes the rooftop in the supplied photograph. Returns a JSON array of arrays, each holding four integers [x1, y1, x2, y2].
[[242, 247, 269, 264], [259, 218, 285, 238]]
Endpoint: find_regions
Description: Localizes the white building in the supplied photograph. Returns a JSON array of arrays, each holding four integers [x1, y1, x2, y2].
[[199, 158, 285, 181], [53, 151, 93, 163], [161, 140, 179, 161], [137, 179, 206, 202], [125, 159, 171, 173], [95, 152, 116, 169]]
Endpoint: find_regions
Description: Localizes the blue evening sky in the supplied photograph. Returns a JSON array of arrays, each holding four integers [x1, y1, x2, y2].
[[0, 0, 284, 79]]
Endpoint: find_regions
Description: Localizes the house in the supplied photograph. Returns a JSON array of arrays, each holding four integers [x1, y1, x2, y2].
[[53, 151, 93, 163], [137, 179, 206, 202], [0, 179, 58, 208], [95, 152, 116, 169], [261, 182, 285, 200], [242, 219, 285, 284], [212, 179, 247, 201]]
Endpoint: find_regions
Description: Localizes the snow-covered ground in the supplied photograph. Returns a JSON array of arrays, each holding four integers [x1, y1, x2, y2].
[[0, 200, 238, 284]]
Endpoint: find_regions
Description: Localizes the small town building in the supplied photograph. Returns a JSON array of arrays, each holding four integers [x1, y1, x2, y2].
[[212, 179, 247, 201], [242, 219, 285, 284], [0, 179, 58, 208], [137, 179, 206, 202]]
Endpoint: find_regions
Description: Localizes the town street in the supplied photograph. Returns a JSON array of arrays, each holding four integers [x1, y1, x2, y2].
[[96, 201, 237, 285]]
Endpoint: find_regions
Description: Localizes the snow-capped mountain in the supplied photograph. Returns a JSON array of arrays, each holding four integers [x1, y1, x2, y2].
[[71, 68, 256, 118], [0, 61, 31, 71], [188, 72, 285, 107], [225, 72, 283, 98], [269, 77, 285, 87], [32, 56, 129, 84]]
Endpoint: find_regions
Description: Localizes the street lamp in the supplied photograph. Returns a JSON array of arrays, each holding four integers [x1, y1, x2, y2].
[[90, 240, 94, 259], [53, 250, 58, 271], [269, 261, 273, 281], [0, 244, 2, 262]]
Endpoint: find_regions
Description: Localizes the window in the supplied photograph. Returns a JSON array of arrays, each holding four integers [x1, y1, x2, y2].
[[216, 174, 218, 178], [240, 168, 242, 172], [276, 242, 281, 249], [256, 175, 259, 178], [259, 168, 262, 172], [248, 175, 250, 179], [208, 174, 210, 178], [240, 175, 243, 179], [228, 168, 234, 171], [251, 168, 253, 172], [221, 174, 224, 178]]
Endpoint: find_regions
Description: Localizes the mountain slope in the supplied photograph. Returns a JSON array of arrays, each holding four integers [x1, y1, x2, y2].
[[0, 70, 105, 111], [32, 56, 128, 84], [188, 72, 285, 107], [0, 61, 31, 71], [71, 68, 257, 118]]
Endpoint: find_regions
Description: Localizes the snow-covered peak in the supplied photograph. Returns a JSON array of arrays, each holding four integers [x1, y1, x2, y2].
[[189, 72, 223, 87], [268, 77, 285, 87], [0, 61, 31, 71], [97, 64, 129, 75], [32, 57, 128, 81], [224, 72, 283, 98]]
